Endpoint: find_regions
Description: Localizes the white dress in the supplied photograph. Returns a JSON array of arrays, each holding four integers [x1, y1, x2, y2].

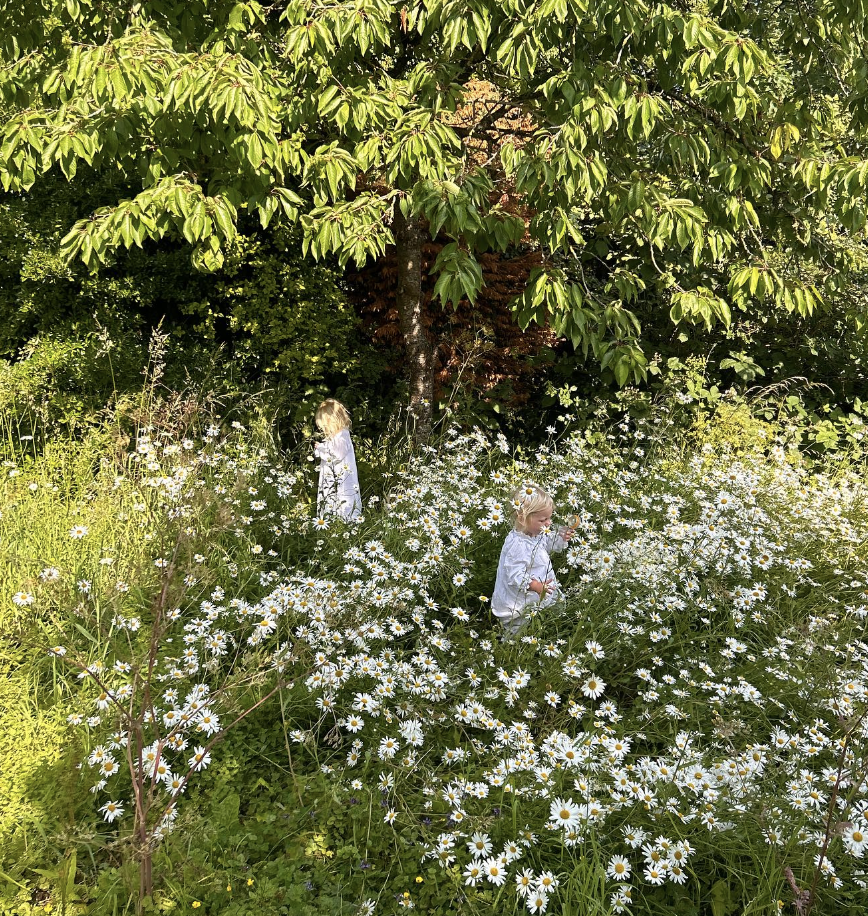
[[314, 429, 362, 520], [491, 528, 567, 630]]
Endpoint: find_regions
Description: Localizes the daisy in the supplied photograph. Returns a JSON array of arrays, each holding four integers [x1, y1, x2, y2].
[[98, 758, 120, 777], [607, 856, 631, 881], [844, 821, 867, 857], [668, 864, 688, 884], [196, 711, 220, 736], [581, 675, 606, 699], [482, 856, 507, 886], [527, 893, 549, 914], [502, 839, 522, 862], [536, 872, 558, 893], [515, 868, 535, 898], [344, 715, 364, 733], [168, 776, 187, 794], [467, 832, 492, 857], [549, 797, 581, 831], [585, 640, 605, 660], [463, 862, 483, 886], [644, 864, 667, 885], [99, 800, 124, 822], [623, 826, 647, 848]]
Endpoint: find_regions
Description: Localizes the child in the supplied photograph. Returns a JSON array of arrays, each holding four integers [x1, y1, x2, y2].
[[491, 484, 573, 634], [314, 399, 362, 520]]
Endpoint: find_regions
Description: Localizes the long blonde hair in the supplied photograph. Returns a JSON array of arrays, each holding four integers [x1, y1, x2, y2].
[[315, 399, 352, 438], [511, 484, 553, 533]]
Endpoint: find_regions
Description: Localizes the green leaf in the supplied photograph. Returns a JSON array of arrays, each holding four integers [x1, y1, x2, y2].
[[431, 242, 483, 306]]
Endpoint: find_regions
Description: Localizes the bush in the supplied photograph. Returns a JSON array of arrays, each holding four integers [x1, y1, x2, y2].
[[177, 226, 391, 423], [0, 180, 397, 441]]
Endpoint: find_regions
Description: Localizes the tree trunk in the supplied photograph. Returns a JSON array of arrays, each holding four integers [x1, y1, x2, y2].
[[393, 205, 434, 441]]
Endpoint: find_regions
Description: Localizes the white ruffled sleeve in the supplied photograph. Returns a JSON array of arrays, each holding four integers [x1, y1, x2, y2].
[[329, 431, 351, 462], [316, 432, 351, 464], [545, 529, 568, 554], [501, 539, 534, 593]]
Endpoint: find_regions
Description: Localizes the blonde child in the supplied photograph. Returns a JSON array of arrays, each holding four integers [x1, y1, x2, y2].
[[491, 484, 573, 634], [314, 399, 362, 520]]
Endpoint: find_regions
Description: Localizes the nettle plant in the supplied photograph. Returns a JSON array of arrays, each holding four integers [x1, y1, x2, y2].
[[16, 420, 309, 905]]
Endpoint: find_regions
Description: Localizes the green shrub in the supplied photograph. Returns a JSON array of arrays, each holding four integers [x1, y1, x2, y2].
[[0, 181, 397, 440]]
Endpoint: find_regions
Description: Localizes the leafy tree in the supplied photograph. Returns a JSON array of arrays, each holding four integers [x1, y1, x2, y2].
[[2, 0, 868, 435]]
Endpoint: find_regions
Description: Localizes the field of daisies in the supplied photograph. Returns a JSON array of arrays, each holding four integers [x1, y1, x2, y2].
[[1, 399, 867, 916]]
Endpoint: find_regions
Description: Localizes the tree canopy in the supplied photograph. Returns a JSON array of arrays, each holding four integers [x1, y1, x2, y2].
[[2, 0, 868, 416]]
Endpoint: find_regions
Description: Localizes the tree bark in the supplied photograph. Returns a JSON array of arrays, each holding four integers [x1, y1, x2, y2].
[[393, 205, 434, 441]]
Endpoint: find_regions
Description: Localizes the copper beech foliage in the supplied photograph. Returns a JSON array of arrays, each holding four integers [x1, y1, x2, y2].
[[347, 240, 555, 411]]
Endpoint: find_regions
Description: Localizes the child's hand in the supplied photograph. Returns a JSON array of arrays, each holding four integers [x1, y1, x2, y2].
[[561, 527, 574, 542], [529, 578, 554, 598]]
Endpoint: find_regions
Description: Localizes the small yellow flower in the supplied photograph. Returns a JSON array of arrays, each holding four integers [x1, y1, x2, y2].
[[415, 876, 423, 884], [226, 884, 231, 892], [403, 892, 411, 899], [247, 878, 254, 886], [192, 903, 201, 909]]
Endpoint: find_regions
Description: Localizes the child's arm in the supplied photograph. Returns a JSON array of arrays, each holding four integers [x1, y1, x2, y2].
[[545, 526, 573, 554], [315, 432, 350, 463], [328, 431, 351, 462], [501, 539, 551, 601], [528, 578, 555, 598]]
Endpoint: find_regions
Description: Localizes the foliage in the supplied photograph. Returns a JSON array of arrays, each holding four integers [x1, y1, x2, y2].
[[4, 0, 868, 391], [0, 179, 394, 437], [3, 392, 868, 916], [347, 241, 553, 431], [179, 225, 392, 424], [538, 355, 868, 470]]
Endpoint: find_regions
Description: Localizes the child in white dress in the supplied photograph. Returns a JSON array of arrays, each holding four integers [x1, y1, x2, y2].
[[314, 399, 362, 520], [491, 485, 573, 634]]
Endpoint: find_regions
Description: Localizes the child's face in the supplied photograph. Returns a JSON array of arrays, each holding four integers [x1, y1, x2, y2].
[[524, 508, 553, 536]]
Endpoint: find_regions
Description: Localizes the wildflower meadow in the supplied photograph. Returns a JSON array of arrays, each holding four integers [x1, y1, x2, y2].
[[6, 2, 868, 913], [2, 393, 866, 916]]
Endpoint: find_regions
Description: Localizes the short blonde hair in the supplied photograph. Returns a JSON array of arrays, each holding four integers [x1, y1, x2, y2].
[[315, 399, 352, 438], [511, 484, 553, 533]]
